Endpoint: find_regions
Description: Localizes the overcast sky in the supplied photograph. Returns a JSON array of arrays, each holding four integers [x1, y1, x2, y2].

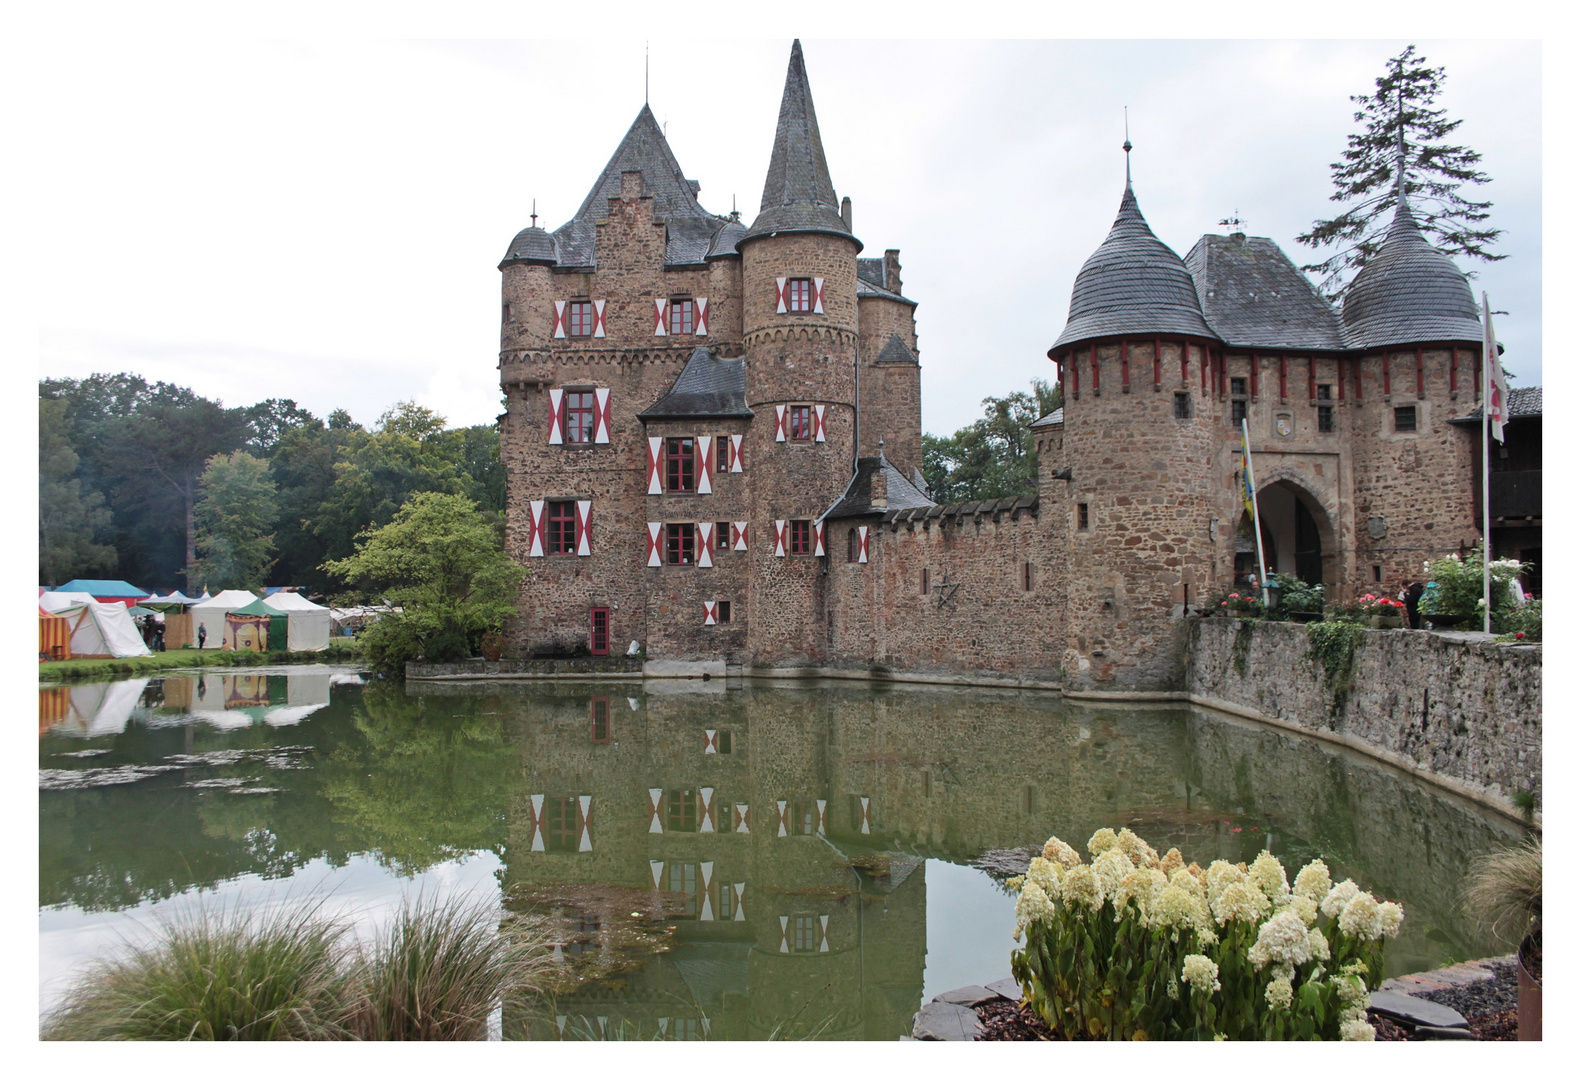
[[29, 32, 1541, 438]]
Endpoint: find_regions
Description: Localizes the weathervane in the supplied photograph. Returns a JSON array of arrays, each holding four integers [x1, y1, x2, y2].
[[1219, 210, 1246, 232]]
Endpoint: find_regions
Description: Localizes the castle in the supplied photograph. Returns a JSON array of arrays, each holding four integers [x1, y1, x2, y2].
[[497, 41, 1488, 691]]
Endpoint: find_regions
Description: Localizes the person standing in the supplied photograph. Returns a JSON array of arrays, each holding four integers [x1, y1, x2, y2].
[[197, 622, 207, 650]]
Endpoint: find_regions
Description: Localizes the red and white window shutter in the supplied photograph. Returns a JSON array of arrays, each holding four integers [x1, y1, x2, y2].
[[774, 405, 787, 442], [704, 729, 720, 753], [552, 300, 567, 339], [646, 437, 663, 495], [648, 789, 663, 833], [696, 522, 714, 567], [546, 389, 564, 445], [577, 795, 592, 852], [813, 278, 825, 315], [528, 501, 546, 557], [773, 520, 787, 557], [703, 601, 718, 626], [646, 523, 662, 567], [698, 861, 716, 919], [575, 501, 592, 556], [775, 278, 788, 314], [653, 298, 668, 337], [729, 434, 744, 473], [528, 794, 545, 851], [699, 795, 715, 836], [857, 525, 869, 563], [592, 300, 606, 338], [694, 297, 709, 336], [814, 521, 826, 557], [593, 388, 612, 443], [696, 435, 713, 494], [813, 404, 827, 442], [732, 522, 749, 551]]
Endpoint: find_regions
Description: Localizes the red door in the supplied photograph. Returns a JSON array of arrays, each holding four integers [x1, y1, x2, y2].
[[589, 607, 610, 656]]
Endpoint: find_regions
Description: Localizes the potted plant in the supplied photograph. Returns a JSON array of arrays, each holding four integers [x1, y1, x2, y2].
[[1420, 543, 1529, 630], [1355, 593, 1406, 629], [1270, 573, 1325, 622], [1464, 836, 1541, 1040], [1208, 591, 1265, 618]]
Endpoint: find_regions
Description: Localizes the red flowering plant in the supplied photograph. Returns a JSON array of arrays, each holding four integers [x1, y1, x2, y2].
[[1206, 590, 1265, 618], [1355, 594, 1407, 617]]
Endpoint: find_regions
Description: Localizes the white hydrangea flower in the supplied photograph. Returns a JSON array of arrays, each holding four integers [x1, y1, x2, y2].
[[1378, 901, 1404, 939], [1026, 856, 1062, 900], [1247, 909, 1312, 970], [1152, 884, 1205, 936], [1249, 851, 1290, 902], [1265, 975, 1294, 1010], [1116, 827, 1160, 868], [1087, 828, 1119, 858], [1170, 867, 1206, 897], [1092, 849, 1134, 901], [1307, 927, 1330, 962], [1212, 881, 1270, 926], [1159, 848, 1185, 877], [1278, 894, 1319, 926], [1293, 860, 1332, 903], [1340, 1018, 1375, 1041], [1042, 836, 1083, 869], [1114, 867, 1169, 919], [1014, 879, 1047, 939], [1181, 954, 1220, 994], [1339, 892, 1384, 940], [1333, 963, 1369, 1005], [1061, 864, 1105, 913], [1206, 860, 1248, 906], [1195, 925, 1220, 950], [1006, 875, 1026, 892], [1320, 878, 1361, 918]]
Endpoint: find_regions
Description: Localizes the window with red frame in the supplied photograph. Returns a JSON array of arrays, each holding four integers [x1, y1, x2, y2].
[[665, 523, 696, 565], [715, 521, 730, 552], [544, 796, 578, 852], [668, 298, 695, 335], [786, 278, 812, 313], [848, 528, 860, 563], [563, 391, 596, 443], [664, 437, 695, 492], [546, 500, 577, 555], [788, 519, 811, 555], [715, 434, 730, 472], [589, 697, 610, 742], [567, 301, 594, 337], [788, 405, 811, 441]]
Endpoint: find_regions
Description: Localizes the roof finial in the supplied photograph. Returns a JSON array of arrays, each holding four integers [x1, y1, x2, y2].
[[530, 198, 537, 228], [1218, 209, 1246, 233], [1123, 107, 1133, 186], [1395, 87, 1408, 205]]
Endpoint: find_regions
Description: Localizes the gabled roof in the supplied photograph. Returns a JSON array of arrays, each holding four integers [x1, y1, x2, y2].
[[743, 41, 860, 249], [1184, 234, 1345, 351], [638, 348, 753, 420], [1341, 200, 1485, 350], [56, 579, 148, 597], [820, 454, 936, 521], [1450, 385, 1543, 425], [1030, 407, 1064, 428], [1052, 184, 1218, 352], [873, 333, 917, 365]]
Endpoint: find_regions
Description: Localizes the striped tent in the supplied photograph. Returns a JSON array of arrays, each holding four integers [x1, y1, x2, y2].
[[39, 606, 71, 662]]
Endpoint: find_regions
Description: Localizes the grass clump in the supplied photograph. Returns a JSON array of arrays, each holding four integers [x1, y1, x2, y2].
[[1463, 836, 1542, 946]]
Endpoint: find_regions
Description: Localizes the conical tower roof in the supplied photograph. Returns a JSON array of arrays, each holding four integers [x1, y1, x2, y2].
[[1052, 183, 1217, 352], [743, 40, 860, 249], [1340, 200, 1484, 350]]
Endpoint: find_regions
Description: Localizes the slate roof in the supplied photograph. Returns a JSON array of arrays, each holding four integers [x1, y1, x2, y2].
[[1341, 200, 1485, 350], [856, 258, 885, 288], [1184, 234, 1345, 350], [857, 278, 916, 306], [884, 494, 1038, 525], [706, 217, 747, 260], [1030, 407, 1064, 428], [1053, 184, 1218, 351], [638, 347, 753, 420], [820, 454, 936, 521], [499, 225, 556, 268], [743, 41, 860, 249], [1450, 385, 1543, 425], [873, 333, 917, 365]]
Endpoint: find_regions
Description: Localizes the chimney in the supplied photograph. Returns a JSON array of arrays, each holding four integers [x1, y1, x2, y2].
[[883, 249, 902, 292], [841, 196, 852, 232], [870, 462, 889, 509]]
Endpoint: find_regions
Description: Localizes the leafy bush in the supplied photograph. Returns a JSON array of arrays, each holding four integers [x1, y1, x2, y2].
[[1306, 619, 1367, 707], [1421, 542, 1527, 620], [1269, 573, 1325, 616], [1494, 598, 1541, 642], [1008, 829, 1400, 1041]]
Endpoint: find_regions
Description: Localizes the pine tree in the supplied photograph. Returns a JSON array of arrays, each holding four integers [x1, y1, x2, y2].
[[1297, 45, 1502, 301]]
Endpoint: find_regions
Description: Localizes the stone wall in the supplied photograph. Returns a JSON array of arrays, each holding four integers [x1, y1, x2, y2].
[[1186, 618, 1541, 804]]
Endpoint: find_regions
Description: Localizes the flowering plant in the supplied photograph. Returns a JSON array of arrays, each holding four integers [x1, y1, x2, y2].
[[1421, 542, 1528, 619], [1353, 594, 1406, 618], [1207, 591, 1264, 618], [1009, 828, 1400, 1040]]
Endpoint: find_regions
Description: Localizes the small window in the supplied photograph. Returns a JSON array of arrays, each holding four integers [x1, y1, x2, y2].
[[716, 435, 730, 472], [665, 437, 695, 493], [665, 523, 696, 566], [1173, 392, 1192, 419], [787, 278, 813, 313], [1394, 405, 1418, 433], [502, 302, 511, 322], [563, 390, 596, 443], [848, 529, 861, 563], [567, 300, 594, 338], [547, 500, 577, 555], [921, 568, 930, 595], [1230, 377, 1248, 425], [790, 799, 817, 836], [792, 913, 817, 952], [1022, 561, 1033, 592], [717, 600, 732, 624], [717, 879, 735, 918], [590, 697, 610, 743], [717, 730, 732, 754], [1373, 565, 1383, 583], [667, 860, 699, 916], [668, 298, 695, 335], [589, 607, 609, 656], [1078, 503, 1089, 530], [665, 790, 699, 834], [788, 519, 812, 555], [545, 796, 579, 852], [788, 404, 812, 441], [1317, 385, 1334, 433], [715, 521, 730, 551]]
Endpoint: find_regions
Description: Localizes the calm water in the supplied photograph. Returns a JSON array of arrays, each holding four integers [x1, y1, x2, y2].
[[39, 668, 1520, 1039]]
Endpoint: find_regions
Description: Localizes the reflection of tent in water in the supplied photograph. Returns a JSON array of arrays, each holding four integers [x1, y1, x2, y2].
[[266, 672, 331, 726], [260, 592, 332, 651], [39, 686, 71, 734], [170, 671, 330, 728], [225, 598, 288, 652], [44, 679, 151, 737]]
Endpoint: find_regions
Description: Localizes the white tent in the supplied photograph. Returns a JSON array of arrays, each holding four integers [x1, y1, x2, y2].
[[40, 591, 98, 613], [188, 590, 263, 649], [54, 601, 151, 658], [54, 678, 151, 737], [261, 592, 332, 651]]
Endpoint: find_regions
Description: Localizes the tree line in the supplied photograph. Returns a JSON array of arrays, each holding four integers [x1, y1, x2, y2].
[[39, 374, 505, 595]]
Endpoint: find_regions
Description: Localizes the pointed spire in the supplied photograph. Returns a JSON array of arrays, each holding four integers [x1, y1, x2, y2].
[[1123, 107, 1133, 187], [743, 40, 860, 247], [569, 103, 709, 224]]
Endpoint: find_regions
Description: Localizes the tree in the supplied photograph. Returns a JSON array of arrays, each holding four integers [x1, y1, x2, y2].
[[322, 492, 527, 674], [1297, 44, 1502, 301], [192, 451, 279, 591], [243, 398, 320, 456], [922, 378, 1061, 504], [39, 397, 117, 584]]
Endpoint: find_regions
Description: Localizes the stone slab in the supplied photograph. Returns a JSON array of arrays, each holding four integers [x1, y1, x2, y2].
[[985, 976, 1023, 1001], [911, 1001, 983, 1041], [1381, 955, 1513, 995], [642, 658, 727, 678], [933, 985, 998, 1008], [1412, 1025, 1477, 1040], [1367, 989, 1468, 1029]]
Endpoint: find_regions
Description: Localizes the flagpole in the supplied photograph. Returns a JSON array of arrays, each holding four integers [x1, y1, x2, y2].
[[1481, 292, 1493, 634], [1242, 418, 1270, 609]]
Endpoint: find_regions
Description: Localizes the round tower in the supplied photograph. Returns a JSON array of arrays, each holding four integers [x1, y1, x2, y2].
[[1047, 163, 1225, 691], [738, 40, 862, 665]]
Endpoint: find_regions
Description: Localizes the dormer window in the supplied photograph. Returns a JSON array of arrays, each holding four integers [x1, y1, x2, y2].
[[668, 298, 695, 335], [787, 278, 813, 313]]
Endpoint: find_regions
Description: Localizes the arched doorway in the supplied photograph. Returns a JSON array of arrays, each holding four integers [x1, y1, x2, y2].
[[1235, 479, 1335, 587]]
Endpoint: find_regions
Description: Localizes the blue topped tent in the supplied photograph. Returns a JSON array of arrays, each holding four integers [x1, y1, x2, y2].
[[53, 579, 149, 606]]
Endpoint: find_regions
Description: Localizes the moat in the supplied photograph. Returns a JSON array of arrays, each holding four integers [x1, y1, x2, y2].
[[39, 668, 1520, 1039]]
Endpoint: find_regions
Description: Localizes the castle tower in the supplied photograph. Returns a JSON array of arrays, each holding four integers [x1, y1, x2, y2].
[[738, 40, 864, 665], [1046, 163, 1224, 690]]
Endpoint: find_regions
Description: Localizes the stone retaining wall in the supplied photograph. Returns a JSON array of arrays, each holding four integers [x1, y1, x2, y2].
[[406, 656, 644, 680], [1187, 619, 1541, 806]]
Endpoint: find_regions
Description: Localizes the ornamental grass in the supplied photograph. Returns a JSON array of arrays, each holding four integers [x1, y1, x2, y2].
[[1008, 828, 1401, 1041]]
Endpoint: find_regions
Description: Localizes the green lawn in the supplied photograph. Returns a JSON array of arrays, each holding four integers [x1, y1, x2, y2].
[[40, 640, 365, 682]]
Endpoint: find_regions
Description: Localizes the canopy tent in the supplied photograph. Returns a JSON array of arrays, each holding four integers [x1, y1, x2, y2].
[[261, 592, 332, 651], [40, 591, 98, 613], [56, 601, 151, 659], [141, 590, 200, 608], [226, 598, 286, 652], [188, 590, 262, 649], [53, 579, 149, 606], [40, 607, 71, 662]]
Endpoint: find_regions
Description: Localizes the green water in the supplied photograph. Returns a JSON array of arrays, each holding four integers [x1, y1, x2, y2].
[[39, 668, 1521, 1039]]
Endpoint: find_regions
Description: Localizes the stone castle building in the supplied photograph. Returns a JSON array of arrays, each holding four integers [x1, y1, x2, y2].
[[497, 41, 1492, 691]]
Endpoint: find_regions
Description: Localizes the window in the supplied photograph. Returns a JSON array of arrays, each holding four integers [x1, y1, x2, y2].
[[589, 697, 610, 742], [667, 861, 698, 916], [545, 797, 578, 852], [567, 300, 594, 337], [1372, 565, 1383, 583], [547, 500, 577, 555], [1230, 377, 1248, 426], [787, 277, 813, 313], [502, 302, 511, 322], [717, 730, 733, 754], [1394, 405, 1418, 432], [665, 523, 696, 566], [589, 608, 609, 656], [1078, 503, 1089, 530], [788, 404, 812, 441], [716, 435, 730, 472], [563, 391, 596, 443], [664, 437, 695, 493], [1317, 385, 1334, 433], [717, 879, 735, 919], [921, 568, 930, 595], [665, 790, 699, 833], [715, 521, 730, 552], [848, 529, 861, 563], [716, 600, 732, 624], [790, 799, 817, 835], [793, 914, 817, 952], [1022, 561, 1033, 592], [788, 519, 811, 555], [668, 298, 695, 335], [1174, 392, 1192, 419]]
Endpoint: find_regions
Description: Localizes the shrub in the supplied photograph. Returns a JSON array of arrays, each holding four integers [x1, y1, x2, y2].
[[1009, 829, 1400, 1040], [1269, 573, 1324, 616], [1305, 619, 1367, 707], [1206, 591, 1265, 618], [1463, 837, 1541, 946], [1494, 598, 1541, 642], [1421, 542, 1527, 620]]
